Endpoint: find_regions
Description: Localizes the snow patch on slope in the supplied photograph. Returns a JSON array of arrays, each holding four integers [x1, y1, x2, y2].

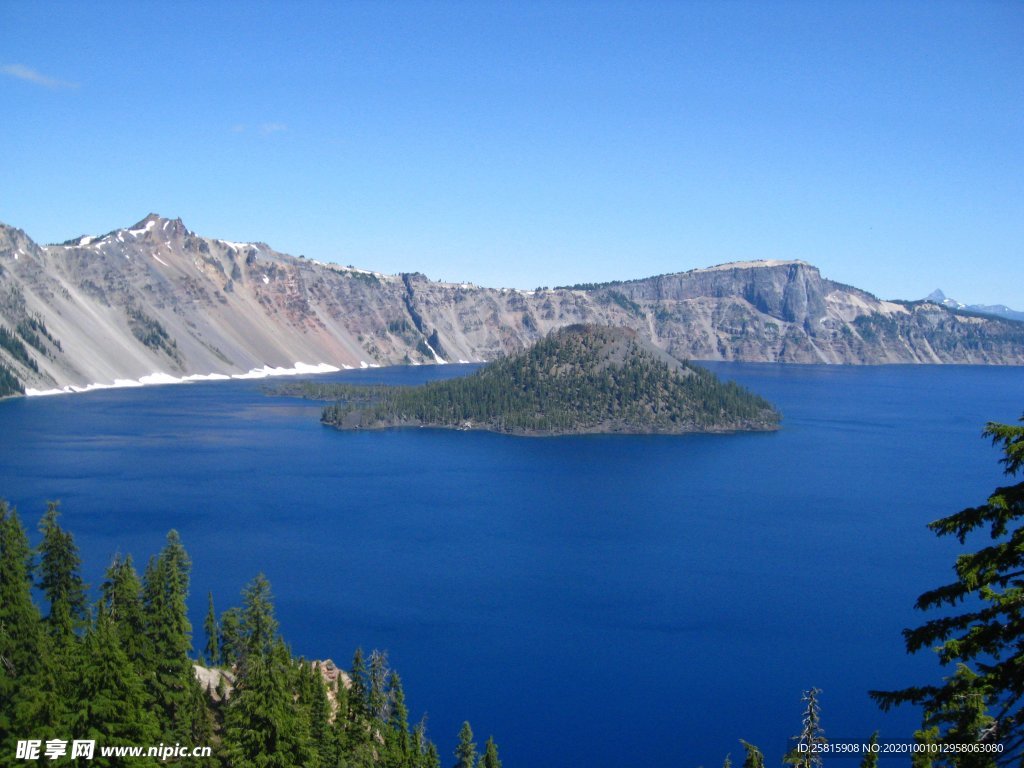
[[25, 362, 342, 397]]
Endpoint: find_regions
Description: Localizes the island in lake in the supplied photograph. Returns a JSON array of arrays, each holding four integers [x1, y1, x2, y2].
[[308, 325, 780, 435]]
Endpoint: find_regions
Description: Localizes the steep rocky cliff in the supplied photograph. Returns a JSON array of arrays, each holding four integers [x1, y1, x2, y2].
[[1, 215, 1022, 394]]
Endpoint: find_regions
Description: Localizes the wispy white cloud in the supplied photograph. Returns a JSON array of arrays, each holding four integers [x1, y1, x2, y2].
[[230, 122, 288, 136], [1, 63, 78, 89]]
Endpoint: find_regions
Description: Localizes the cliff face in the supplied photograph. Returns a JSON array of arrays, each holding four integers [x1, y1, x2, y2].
[[1, 215, 1022, 392]]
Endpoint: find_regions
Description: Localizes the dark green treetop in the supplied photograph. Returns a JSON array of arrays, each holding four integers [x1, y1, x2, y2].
[[0, 502, 43, 753], [203, 591, 218, 666], [36, 502, 88, 637], [480, 735, 502, 768], [453, 721, 476, 768], [859, 731, 879, 768], [739, 740, 764, 768]]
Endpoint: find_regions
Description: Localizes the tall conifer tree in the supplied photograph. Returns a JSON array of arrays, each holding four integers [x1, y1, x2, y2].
[[100, 554, 148, 668], [36, 502, 87, 637], [480, 736, 502, 768], [224, 575, 315, 768], [453, 721, 476, 768], [386, 671, 410, 764], [740, 741, 765, 768], [860, 732, 879, 768], [872, 417, 1024, 762], [0, 503, 43, 754], [203, 591, 218, 666], [369, 649, 390, 722], [219, 606, 243, 667], [348, 647, 368, 722], [142, 530, 201, 742], [71, 613, 161, 764]]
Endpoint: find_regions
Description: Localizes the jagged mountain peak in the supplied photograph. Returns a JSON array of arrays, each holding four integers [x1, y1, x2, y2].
[[123, 213, 189, 238], [923, 289, 965, 310], [53, 214, 190, 249], [128, 212, 181, 230], [922, 289, 1024, 323]]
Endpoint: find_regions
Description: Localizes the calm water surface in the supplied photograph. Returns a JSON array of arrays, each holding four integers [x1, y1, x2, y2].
[[1, 363, 1021, 767]]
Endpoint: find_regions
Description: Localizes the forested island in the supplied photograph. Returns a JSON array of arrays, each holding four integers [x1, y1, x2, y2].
[[311, 325, 780, 435]]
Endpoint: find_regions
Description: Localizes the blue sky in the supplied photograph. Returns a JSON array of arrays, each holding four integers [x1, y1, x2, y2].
[[2, 1, 1022, 305]]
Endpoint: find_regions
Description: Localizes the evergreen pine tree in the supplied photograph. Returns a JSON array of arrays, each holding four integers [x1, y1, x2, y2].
[[453, 721, 476, 768], [413, 717, 431, 767], [785, 688, 826, 768], [203, 591, 218, 666], [36, 502, 87, 637], [386, 671, 410, 765], [871, 417, 1024, 762], [27, 504, 87, 745], [480, 736, 502, 768], [0, 502, 43, 754], [425, 742, 441, 768], [923, 666, 998, 768], [348, 647, 368, 722], [860, 732, 879, 768], [219, 606, 243, 667], [302, 662, 334, 767], [240, 572, 278, 659], [100, 554, 148, 668], [141, 530, 201, 742], [70, 612, 161, 766], [225, 645, 289, 765], [740, 741, 765, 768], [12, 631, 73, 748], [342, 647, 374, 760], [368, 648, 390, 722], [911, 724, 940, 768], [224, 575, 315, 768]]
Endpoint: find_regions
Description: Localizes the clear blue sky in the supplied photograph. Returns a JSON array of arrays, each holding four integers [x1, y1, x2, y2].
[[2, 1, 1022, 305]]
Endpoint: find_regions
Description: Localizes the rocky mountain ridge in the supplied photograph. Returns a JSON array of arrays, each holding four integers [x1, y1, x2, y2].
[[925, 289, 1024, 323], [2, 214, 1023, 395]]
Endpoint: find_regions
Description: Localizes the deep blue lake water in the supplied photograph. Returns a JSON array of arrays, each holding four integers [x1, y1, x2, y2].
[[1, 363, 1021, 767]]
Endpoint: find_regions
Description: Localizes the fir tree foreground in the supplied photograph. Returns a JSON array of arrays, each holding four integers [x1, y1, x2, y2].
[[311, 325, 780, 435], [871, 414, 1024, 766], [0, 502, 500, 767]]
